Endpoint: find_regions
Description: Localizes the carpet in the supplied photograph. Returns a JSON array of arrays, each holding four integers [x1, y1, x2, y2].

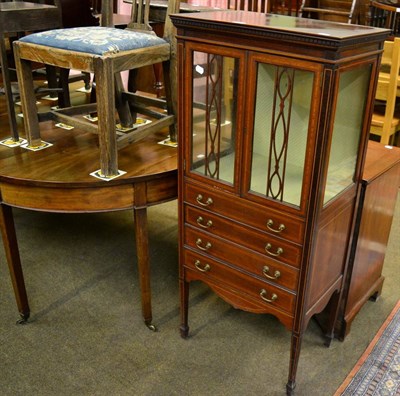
[[335, 300, 400, 396]]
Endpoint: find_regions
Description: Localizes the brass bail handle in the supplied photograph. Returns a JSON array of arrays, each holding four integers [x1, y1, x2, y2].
[[194, 260, 211, 273], [262, 265, 281, 280], [260, 289, 278, 303], [197, 216, 213, 229], [196, 194, 213, 207], [196, 238, 212, 251], [265, 243, 283, 257], [266, 219, 286, 233]]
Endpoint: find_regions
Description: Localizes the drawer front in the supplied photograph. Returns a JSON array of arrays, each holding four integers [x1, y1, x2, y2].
[[185, 182, 304, 244], [185, 205, 302, 268], [183, 249, 296, 315], [184, 226, 299, 291]]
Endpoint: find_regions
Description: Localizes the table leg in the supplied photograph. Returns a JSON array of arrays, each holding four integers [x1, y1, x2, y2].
[[0, 203, 30, 323], [133, 201, 156, 331]]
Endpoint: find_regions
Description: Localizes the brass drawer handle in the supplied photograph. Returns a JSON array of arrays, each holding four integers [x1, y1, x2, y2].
[[262, 265, 281, 280], [265, 243, 283, 257], [266, 219, 286, 233], [196, 238, 212, 251], [260, 289, 278, 303], [197, 216, 213, 229], [196, 194, 213, 207], [194, 259, 211, 273]]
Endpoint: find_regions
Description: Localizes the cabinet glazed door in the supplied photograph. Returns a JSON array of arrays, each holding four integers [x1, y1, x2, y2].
[[183, 42, 246, 193], [242, 53, 323, 216], [323, 63, 373, 205]]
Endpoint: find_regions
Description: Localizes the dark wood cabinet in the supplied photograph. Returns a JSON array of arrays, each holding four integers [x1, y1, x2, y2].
[[336, 141, 400, 340], [171, 11, 388, 394]]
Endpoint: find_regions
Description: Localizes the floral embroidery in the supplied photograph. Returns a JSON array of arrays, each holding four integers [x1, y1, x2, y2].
[[20, 26, 167, 56]]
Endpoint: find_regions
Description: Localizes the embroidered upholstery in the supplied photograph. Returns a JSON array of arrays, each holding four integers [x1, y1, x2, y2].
[[19, 27, 167, 56]]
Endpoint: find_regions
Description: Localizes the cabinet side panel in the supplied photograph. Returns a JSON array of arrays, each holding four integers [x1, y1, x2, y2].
[[306, 201, 354, 311]]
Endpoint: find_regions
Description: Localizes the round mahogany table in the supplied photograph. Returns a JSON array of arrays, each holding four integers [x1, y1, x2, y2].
[[0, 122, 177, 330]]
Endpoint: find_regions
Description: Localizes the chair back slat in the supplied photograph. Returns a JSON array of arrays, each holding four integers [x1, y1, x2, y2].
[[101, 0, 113, 27], [227, 0, 268, 12], [129, 0, 152, 31]]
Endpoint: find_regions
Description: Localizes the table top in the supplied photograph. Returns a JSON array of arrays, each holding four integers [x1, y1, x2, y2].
[[0, 128, 177, 189]]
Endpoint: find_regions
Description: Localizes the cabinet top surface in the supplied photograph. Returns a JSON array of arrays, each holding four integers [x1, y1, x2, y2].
[[171, 11, 389, 41], [364, 141, 400, 183]]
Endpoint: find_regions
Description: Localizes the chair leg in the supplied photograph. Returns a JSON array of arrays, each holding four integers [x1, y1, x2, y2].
[[115, 72, 133, 128], [57, 67, 71, 109], [162, 60, 176, 142], [0, 32, 19, 142], [83, 72, 91, 91], [13, 44, 42, 148], [45, 65, 59, 99], [127, 68, 139, 123], [93, 57, 118, 177]]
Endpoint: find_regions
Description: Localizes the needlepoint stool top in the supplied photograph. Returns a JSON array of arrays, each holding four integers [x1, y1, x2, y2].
[[19, 26, 167, 56]]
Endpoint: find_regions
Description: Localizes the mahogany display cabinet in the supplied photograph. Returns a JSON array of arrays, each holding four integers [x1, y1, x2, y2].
[[170, 11, 388, 394]]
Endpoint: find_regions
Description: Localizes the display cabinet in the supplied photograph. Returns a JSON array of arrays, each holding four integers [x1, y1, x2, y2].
[[171, 11, 388, 394]]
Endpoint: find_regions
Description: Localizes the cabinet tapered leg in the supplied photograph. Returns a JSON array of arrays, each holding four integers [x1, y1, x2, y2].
[[179, 277, 189, 338], [0, 204, 30, 322], [286, 333, 302, 395]]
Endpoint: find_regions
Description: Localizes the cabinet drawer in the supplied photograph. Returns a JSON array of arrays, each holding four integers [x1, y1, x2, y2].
[[185, 182, 304, 244], [185, 205, 302, 268], [183, 249, 296, 315], [184, 226, 299, 290]]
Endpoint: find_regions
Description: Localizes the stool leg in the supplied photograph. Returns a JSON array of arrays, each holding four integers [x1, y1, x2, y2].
[[14, 43, 42, 148], [93, 57, 118, 177], [0, 204, 30, 323], [0, 32, 19, 142]]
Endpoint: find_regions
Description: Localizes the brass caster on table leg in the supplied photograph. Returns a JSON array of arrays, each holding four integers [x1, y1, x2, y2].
[[16, 312, 30, 325], [180, 325, 189, 339], [286, 380, 296, 395], [145, 322, 157, 332]]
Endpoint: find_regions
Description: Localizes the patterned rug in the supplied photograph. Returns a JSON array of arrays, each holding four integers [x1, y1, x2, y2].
[[335, 300, 400, 396]]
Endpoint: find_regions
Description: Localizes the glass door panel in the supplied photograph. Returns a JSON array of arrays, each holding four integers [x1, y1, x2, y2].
[[250, 63, 314, 208], [323, 65, 371, 204], [190, 51, 238, 186]]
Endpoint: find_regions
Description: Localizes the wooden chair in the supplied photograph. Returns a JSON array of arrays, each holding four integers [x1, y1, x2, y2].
[[227, 0, 269, 12], [299, 0, 363, 24], [0, 0, 62, 146], [13, 0, 179, 179], [369, 1, 400, 37], [370, 37, 400, 146]]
